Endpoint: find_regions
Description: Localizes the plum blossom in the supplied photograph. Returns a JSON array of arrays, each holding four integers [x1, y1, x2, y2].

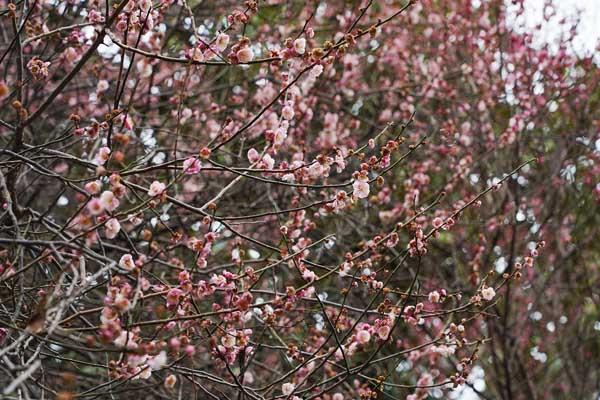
[[221, 333, 236, 348], [166, 288, 183, 309], [105, 218, 121, 239], [428, 290, 440, 303], [100, 190, 120, 212], [95, 147, 111, 165], [293, 38, 306, 55], [27, 57, 50, 80], [119, 254, 136, 271], [148, 181, 166, 197], [164, 374, 177, 389], [87, 9, 105, 24], [96, 80, 109, 92], [237, 47, 254, 63], [352, 176, 370, 199], [356, 329, 371, 345], [85, 180, 102, 194], [432, 217, 444, 229], [182, 157, 201, 174], [481, 286, 496, 301], [216, 33, 229, 52], [281, 103, 294, 120], [247, 148, 260, 163], [147, 351, 167, 370], [114, 330, 135, 348], [282, 383, 295, 396], [377, 325, 391, 340], [302, 269, 316, 282], [87, 198, 104, 215]]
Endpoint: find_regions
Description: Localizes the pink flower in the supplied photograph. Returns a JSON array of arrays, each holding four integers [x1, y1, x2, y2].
[[377, 325, 391, 340], [302, 269, 316, 282], [216, 33, 230, 52], [182, 157, 201, 174], [261, 154, 275, 170], [95, 147, 111, 165], [85, 180, 102, 194], [247, 148, 260, 163], [27, 57, 50, 80], [428, 290, 440, 303], [105, 218, 121, 239], [139, 0, 152, 12], [148, 181, 166, 197], [281, 104, 294, 120], [100, 190, 120, 212], [432, 217, 444, 229], [119, 254, 136, 271], [87, 198, 104, 215], [190, 47, 204, 62], [237, 47, 254, 63], [352, 177, 370, 199], [356, 329, 371, 345], [87, 9, 105, 24], [166, 288, 183, 308]]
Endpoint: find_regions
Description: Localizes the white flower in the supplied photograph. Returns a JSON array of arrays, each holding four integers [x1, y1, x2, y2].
[[100, 190, 119, 211], [96, 80, 109, 92], [221, 333, 236, 348], [282, 383, 295, 396], [136, 60, 152, 78], [119, 254, 136, 271], [138, 366, 152, 379], [481, 286, 496, 301], [310, 64, 324, 77], [237, 47, 254, 63], [148, 181, 166, 197], [148, 351, 167, 370], [105, 218, 121, 239], [114, 330, 135, 348], [294, 38, 306, 55]]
